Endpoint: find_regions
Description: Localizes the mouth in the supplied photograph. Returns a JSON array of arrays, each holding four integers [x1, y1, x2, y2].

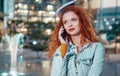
[[69, 28, 75, 32]]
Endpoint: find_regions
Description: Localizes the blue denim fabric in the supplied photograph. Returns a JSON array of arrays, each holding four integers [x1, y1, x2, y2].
[[50, 42, 105, 76]]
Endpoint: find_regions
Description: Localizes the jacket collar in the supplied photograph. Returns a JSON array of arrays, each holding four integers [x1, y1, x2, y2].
[[68, 41, 92, 54]]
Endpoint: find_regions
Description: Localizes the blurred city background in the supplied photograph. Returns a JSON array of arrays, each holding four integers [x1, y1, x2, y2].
[[0, 0, 120, 76]]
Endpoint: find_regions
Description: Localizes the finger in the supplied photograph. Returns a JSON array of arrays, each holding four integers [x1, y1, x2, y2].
[[61, 26, 64, 31], [59, 26, 64, 34]]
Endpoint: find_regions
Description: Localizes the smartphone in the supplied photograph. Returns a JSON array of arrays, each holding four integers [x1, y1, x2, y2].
[[61, 28, 67, 40]]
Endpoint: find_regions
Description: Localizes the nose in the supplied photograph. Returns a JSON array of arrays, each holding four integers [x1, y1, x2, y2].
[[68, 22, 72, 27]]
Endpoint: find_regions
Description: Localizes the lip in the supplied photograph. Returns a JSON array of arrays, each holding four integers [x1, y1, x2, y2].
[[69, 28, 75, 32]]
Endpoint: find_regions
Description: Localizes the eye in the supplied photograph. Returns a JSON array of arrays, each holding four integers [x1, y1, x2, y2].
[[63, 21, 67, 25], [71, 18, 77, 21]]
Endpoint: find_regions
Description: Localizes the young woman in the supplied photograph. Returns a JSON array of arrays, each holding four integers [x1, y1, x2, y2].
[[48, 6, 105, 76]]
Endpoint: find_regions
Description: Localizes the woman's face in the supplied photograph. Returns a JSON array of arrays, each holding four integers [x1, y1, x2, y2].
[[62, 11, 81, 36]]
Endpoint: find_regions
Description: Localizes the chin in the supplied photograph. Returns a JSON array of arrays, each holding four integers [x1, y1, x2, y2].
[[69, 33, 78, 36], [69, 32, 81, 36]]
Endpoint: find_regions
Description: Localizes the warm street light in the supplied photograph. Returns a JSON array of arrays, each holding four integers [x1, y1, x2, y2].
[[47, 5, 54, 11], [49, 11, 55, 16], [44, 29, 52, 35]]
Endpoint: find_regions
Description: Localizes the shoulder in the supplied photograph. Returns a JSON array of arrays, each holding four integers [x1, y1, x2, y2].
[[52, 46, 61, 57], [87, 42, 105, 53], [91, 42, 105, 54], [91, 42, 104, 48]]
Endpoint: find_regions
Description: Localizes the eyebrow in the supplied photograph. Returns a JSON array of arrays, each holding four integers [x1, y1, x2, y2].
[[63, 17, 78, 21]]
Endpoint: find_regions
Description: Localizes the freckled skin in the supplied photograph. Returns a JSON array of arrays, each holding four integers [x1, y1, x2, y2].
[[62, 11, 81, 36]]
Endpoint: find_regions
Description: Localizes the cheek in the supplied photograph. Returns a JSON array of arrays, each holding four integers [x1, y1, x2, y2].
[[76, 22, 81, 29], [63, 25, 68, 30], [64, 26, 69, 34], [75, 21, 80, 27], [75, 24, 81, 32], [77, 26, 81, 32]]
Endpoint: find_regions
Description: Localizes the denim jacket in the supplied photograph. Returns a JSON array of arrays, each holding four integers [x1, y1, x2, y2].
[[50, 42, 105, 76]]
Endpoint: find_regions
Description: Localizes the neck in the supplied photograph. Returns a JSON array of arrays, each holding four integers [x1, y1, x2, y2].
[[71, 35, 82, 53], [71, 35, 81, 47]]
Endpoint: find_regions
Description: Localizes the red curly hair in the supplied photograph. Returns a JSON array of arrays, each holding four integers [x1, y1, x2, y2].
[[48, 6, 99, 57]]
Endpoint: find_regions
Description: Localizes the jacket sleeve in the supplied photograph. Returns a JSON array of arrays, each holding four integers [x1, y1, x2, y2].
[[88, 43, 105, 76], [50, 47, 67, 76], [60, 43, 68, 58]]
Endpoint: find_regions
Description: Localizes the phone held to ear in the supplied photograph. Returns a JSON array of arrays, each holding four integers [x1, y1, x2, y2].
[[61, 29, 67, 41]]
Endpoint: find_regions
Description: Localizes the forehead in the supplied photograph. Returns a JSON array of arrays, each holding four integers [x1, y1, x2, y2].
[[62, 11, 78, 20]]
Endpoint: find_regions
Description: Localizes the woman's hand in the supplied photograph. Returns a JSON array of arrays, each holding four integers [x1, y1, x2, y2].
[[58, 26, 67, 44], [59, 26, 68, 58]]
